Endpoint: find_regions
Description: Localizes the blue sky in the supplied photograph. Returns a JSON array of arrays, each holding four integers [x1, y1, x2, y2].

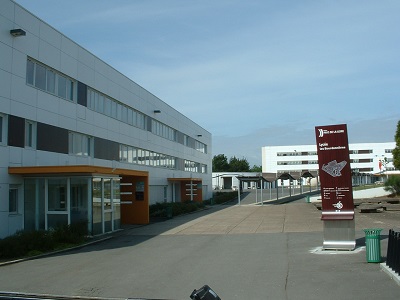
[[14, 0, 400, 166]]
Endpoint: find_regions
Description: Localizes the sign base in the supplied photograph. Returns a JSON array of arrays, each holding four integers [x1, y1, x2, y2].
[[323, 219, 355, 250]]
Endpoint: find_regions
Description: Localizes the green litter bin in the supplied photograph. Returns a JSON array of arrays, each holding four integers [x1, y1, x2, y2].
[[363, 228, 382, 263]]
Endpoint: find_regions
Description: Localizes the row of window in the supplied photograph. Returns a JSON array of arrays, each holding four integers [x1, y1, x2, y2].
[[120, 144, 176, 169], [277, 151, 317, 156], [151, 119, 176, 141], [87, 88, 147, 130], [277, 149, 394, 157], [25, 58, 207, 154], [277, 161, 318, 165], [277, 159, 377, 165], [27, 59, 74, 102], [1, 113, 208, 174]]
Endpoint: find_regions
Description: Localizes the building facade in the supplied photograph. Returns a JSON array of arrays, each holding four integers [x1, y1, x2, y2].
[[262, 142, 396, 185], [1, 0, 212, 238]]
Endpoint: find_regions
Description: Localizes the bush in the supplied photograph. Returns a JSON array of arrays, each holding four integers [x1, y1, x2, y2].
[[212, 191, 238, 204], [384, 175, 400, 195], [149, 201, 205, 218], [0, 221, 88, 260]]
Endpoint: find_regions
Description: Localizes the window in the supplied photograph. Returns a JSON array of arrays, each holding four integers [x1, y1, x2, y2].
[[25, 120, 36, 148], [9, 188, 18, 214], [0, 114, 5, 145], [69, 132, 92, 156], [26, 58, 75, 102]]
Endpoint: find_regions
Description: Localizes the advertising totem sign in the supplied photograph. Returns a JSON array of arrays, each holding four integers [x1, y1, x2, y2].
[[315, 124, 355, 250]]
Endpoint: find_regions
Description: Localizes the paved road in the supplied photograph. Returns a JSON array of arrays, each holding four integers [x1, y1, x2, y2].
[[0, 199, 399, 300]]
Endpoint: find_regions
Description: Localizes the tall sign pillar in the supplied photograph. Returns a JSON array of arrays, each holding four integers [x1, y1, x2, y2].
[[315, 124, 355, 250]]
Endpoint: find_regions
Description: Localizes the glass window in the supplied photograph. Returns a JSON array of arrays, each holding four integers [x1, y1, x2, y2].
[[127, 146, 133, 163], [120, 145, 128, 162], [46, 69, 55, 93], [97, 94, 104, 113], [26, 59, 34, 85], [127, 108, 133, 125], [104, 97, 112, 116], [24, 178, 45, 231], [48, 179, 67, 211], [92, 178, 102, 235], [104, 178, 111, 208], [9, 188, 18, 213], [70, 178, 89, 224], [0, 114, 3, 144], [132, 111, 137, 126], [116, 103, 122, 121], [25, 120, 35, 148], [69, 132, 91, 156], [113, 179, 121, 230], [121, 106, 128, 123], [131, 147, 138, 164], [111, 101, 117, 119], [67, 79, 74, 101], [58, 75, 67, 98], [35, 63, 46, 90], [138, 149, 145, 164]]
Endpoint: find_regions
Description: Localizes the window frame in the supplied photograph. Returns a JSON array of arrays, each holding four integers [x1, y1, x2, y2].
[[69, 132, 93, 157], [25, 120, 37, 149]]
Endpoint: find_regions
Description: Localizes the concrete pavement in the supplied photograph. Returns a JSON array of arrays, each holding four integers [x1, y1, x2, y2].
[[0, 198, 399, 300]]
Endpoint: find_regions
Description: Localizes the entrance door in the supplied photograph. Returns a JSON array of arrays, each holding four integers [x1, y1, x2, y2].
[[92, 177, 120, 235]]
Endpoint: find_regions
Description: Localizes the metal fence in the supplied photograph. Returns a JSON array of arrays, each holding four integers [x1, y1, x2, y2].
[[386, 229, 400, 274]]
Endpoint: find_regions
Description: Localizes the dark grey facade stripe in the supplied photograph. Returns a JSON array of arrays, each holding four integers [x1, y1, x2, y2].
[[8, 115, 25, 148], [77, 81, 87, 107], [37, 122, 69, 154], [94, 137, 119, 161]]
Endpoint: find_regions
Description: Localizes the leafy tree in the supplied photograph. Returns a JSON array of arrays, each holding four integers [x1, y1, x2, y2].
[[250, 165, 262, 172], [229, 156, 250, 172], [212, 154, 229, 172], [384, 176, 400, 195], [393, 120, 400, 170]]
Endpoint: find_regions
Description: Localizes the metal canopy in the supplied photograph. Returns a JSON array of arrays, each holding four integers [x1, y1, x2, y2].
[[236, 171, 316, 183]]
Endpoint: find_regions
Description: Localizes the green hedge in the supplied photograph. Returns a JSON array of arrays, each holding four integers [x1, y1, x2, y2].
[[149, 201, 205, 218], [0, 221, 88, 260], [212, 191, 238, 204]]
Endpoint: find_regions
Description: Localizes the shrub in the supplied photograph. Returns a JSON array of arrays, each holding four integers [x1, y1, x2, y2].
[[149, 201, 205, 218], [0, 221, 88, 260], [212, 191, 238, 204], [384, 175, 400, 195]]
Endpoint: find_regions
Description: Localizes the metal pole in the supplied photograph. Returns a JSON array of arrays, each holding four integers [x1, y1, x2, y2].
[[238, 184, 240, 205], [276, 180, 279, 200], [255, 183, 258, 204], [269, 181, 272, 201], [261, 179, 264, 206]]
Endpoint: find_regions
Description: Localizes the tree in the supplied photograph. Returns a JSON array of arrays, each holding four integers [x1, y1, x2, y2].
[[384, 176, 400, 195], [212, 154, 229, 172], [250, 165, 262, 172], [228, 156, 250, 172], [393, 120, 400, 170]]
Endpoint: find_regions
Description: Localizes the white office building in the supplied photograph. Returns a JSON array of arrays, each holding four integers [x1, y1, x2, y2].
[[262, 142, 396, 185], [0, 0, 212, 238]]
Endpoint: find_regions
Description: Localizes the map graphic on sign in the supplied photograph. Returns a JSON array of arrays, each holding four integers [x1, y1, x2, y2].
[[322, 160, 347, 177]]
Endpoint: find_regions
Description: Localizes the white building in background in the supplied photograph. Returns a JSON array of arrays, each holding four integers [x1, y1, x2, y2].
[[0, 0, 211, 239], [212, 172, 260, 190], [262, 142, 396, 185]]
